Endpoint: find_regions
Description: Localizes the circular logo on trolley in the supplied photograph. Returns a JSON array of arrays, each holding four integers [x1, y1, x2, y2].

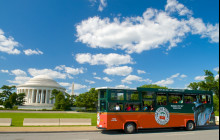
[[155, 107, 170, 125]]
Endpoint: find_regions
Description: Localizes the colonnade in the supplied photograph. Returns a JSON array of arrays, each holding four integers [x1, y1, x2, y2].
[[17, 88, 55, 104]]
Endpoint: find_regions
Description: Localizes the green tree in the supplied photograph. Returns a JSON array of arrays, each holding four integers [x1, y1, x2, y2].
[[140, 84, 168, 89], [9, 93, 18, 105], [54, 92, 66, 110], [74, 88, 98, 109], [52, 90, 73, 110], [188, 82, 199, 90], [17, 93, 26, 105], [50, 89, 60, 101], [0, 85, 16, 100], [0, 94, 3, 105], [3, 100, 12, 109]]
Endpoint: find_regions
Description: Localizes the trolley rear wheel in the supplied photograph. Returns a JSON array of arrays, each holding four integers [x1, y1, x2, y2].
[[186, 121, 195, 131]]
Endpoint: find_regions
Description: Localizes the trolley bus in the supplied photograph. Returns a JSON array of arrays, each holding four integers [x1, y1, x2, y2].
[[96, 87, 216, 134]]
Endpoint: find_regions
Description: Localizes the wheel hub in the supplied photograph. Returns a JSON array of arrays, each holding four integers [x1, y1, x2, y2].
[[127, 124, 135, 133]]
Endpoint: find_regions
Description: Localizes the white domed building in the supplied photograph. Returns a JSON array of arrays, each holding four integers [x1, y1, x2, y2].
[[16, 75, 66, 109]]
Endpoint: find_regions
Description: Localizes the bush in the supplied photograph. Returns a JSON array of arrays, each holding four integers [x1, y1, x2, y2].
[[76, 109, 86, 112], [0, 107, 6, 110], [52, 108, 65, 111], [86, 108, 96, 112], [12, 106, 18, 110], [76, 108, 96, 112]]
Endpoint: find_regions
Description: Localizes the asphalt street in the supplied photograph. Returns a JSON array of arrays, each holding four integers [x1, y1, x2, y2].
[[0, 126, 218, 140]]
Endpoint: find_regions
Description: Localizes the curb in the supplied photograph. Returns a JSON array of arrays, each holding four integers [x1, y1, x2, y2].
[[0, 126, 101, 133], [0, 130, 101, 133]]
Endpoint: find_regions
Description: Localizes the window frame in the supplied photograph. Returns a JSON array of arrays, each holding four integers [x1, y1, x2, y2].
[[109, 90, 125, 101]]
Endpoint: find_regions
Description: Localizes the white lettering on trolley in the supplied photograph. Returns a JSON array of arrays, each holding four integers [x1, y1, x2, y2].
[[111, 118, 117, 122], [171, 105, 184, 109]]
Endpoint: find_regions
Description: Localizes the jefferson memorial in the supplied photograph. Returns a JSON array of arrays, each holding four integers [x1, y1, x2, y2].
[[16, 75, 66, 109]]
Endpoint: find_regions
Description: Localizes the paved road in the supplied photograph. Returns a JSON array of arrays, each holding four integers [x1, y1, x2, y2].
[[0, 126, 218, 140]]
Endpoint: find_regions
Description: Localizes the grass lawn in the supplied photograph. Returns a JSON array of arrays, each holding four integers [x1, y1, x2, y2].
[[0, 112, 97, 127]]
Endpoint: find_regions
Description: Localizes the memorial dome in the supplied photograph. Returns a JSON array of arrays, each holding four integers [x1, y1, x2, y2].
[[17, 75, 65, 90], [17, 75, 66, 106]]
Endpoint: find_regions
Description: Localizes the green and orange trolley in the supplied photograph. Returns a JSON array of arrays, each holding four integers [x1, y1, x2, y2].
[[96, 87, 216, 134]]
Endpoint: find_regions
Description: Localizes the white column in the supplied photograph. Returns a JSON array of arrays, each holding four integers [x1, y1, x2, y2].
[[49, 90, 52, 104], [36, 89, 39, 103], [46, 90, 48, 104], [40, 89, 43, 104], [27, 89, 30, 103], [31, 89, 35, 103], [24, 89, 27, 101]]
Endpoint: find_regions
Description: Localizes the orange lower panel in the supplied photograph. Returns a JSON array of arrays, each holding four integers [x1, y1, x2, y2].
[[97, 112, 194, 130]]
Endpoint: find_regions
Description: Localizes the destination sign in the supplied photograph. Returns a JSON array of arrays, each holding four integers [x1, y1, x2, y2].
[[158, 89, 185, 92]]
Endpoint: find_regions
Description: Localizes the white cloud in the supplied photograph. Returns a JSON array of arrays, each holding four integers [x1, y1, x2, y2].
[[170, 73, 180, 78], [11, 69, 27, 76], [89, 0, 107, 12], [55, 65, 84, 75], [98, 0, 107, 12], [76, 53, 133, 66], [194, 76, 207, 81], [188, 18, 219, 43], [28, 68, 67, 79], [103, 77, 112, 82], [85, 79, 95, 84], [122, 75, 152, 84], [59, 82, 71, 87], [59, 82, 87, 91], [137, 70, 146, 74], [180, 74, 187, 78], [74, 83, 88, 90], [94, 76, 101, 80], [154, 73, 180, 86], [0, 29, 20, 54], [76, 0, 219, 54], [93, 72, 97, 76], [7, 76, 31, 85], [103, 66, 132, 76], [0, 70, 9, 73], [115, 85, 130, 89], [23, 49, 43, 56], [165, 0, 193, 16], [154, 78, 174, 86], [214, 67, 219, 72]]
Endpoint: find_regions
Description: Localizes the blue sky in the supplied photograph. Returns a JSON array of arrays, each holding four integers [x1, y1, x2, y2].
[[0, 0, 219, 95]]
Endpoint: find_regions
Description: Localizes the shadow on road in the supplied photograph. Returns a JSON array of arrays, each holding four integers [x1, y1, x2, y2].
[[101, 125, 219, 135]]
